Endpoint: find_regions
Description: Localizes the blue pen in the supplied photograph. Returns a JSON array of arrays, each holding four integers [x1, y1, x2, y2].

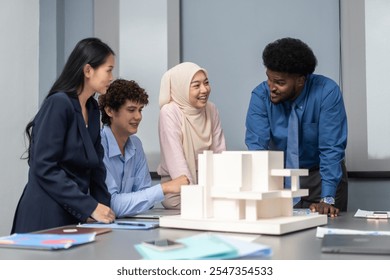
[[116, 222, 146, 226]]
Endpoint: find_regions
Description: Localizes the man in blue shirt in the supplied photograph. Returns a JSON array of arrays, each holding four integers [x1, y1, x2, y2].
[[245, 38, 348, 217], [99, 79, 188, 218]]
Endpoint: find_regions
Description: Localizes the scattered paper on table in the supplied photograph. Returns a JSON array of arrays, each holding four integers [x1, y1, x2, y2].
[[354, 209, 390, 218]]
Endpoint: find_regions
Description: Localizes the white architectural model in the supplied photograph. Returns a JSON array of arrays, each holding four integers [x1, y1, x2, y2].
[[160, 151, 327, 235]]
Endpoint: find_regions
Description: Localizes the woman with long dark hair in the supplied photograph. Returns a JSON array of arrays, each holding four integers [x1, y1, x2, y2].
[[12, 37, 116, 233]]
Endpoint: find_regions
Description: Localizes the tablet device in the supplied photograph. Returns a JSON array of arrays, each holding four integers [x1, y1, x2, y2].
[[322, 234, 390, 255]]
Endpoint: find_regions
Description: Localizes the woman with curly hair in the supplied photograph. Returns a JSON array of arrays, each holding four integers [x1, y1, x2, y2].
[[99, 79, 188, 218]]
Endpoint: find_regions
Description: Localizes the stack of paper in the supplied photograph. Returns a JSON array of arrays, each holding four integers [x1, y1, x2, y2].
[[135, 233, 272, 260], [0, 233, 96, 250]]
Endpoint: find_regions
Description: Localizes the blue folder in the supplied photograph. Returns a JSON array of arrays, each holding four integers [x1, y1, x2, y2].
[[0, 233, 96, 250]]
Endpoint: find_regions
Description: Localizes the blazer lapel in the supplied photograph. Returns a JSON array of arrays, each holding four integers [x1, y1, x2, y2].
[[69, 97, 98, 164]]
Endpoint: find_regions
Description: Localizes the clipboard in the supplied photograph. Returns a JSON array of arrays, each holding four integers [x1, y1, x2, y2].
[[37, 225, 112, 235]]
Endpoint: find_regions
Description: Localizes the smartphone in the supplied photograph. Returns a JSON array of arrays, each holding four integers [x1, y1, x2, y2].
[[142, 239, 185, 251]]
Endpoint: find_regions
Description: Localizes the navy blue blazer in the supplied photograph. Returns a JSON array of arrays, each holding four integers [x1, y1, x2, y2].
[[12, 92, 111, 233]]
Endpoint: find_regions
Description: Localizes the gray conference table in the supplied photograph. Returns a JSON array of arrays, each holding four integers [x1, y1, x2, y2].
[[1, 211, 390, 260]]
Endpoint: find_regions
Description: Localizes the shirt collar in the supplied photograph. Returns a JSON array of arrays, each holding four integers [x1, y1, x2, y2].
[[102, 125, 135, 159], [292, 74, 311, 110]]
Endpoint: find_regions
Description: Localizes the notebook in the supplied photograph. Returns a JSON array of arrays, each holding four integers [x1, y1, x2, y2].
[[321, 234, 390, 255], [0, 233, 96, 250]]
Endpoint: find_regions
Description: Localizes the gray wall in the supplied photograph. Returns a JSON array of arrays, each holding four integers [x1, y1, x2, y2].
[[0, 0, 39, 235], [181, 0, 340, 152], [39, 0, 94, 103], [348, 179, 390, 212], [118, 0, 180, 171], [341, 0, 390, 172]]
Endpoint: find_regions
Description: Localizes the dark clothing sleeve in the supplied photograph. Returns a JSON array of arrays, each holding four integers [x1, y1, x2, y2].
[[12, 93, 110, 233]]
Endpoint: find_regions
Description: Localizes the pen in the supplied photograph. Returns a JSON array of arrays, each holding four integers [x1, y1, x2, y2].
[[116, 222, 146, 226]]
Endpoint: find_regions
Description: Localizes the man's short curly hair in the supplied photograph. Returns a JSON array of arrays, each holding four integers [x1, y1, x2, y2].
[[99, 79, 149, 126], [262, 37, 317, 76]]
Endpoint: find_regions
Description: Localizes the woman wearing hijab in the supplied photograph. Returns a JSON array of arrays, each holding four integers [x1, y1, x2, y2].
[[157, 62, 226, 209]]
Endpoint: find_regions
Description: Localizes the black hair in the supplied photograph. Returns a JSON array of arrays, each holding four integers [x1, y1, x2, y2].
[[23, 37, 115, 160], [48, 37, 115, 98], [262, 37, 317, 76], [99, 79, 149, 126]]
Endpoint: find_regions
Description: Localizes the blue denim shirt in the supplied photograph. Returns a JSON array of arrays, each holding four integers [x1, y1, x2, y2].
[[101, 125, 164, 218], [245, 74, 348, 198]]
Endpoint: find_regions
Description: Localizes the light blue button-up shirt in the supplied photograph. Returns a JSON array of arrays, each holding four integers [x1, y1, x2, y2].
[[101, 125, 164, 218], [245, 74, 348, 198]]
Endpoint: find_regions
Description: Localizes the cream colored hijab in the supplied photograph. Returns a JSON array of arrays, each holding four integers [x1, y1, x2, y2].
[[159, 62, 213, 183]]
